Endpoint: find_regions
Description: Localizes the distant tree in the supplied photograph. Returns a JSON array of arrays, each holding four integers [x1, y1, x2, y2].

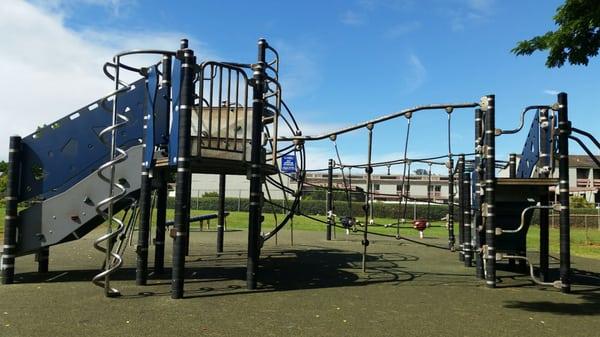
[[570, 195, 594, 208], [414, 168, 428, 176], [202, 191, 219, 197], [512, 0, 600, 67], [0, 161, 7, 194]]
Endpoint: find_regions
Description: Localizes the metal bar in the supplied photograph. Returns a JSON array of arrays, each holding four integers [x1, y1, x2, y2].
[[474, 108, 484, 278], [217, 66, 223, 150], [277, 103, 479, 141], [225, 69, 232, 150], [464, 170, 472, 267], [447, 157, 455, 250], [135, 168, 152, 285], [36, 247, 49, 273], [484, 95, 496, 288], [509, 153, 516, 178], [171, 45, 195, 299], [246, 39, 267, 290], [538, 107, 550, 281], [2, 136, 21, 284], [217, 174, 226, 253], [153, 170, 167, 273], [458, 154, 465, 262], [326, 159, 333, 241], [557, 92, 571, 293], [362, 125, 374, 272]]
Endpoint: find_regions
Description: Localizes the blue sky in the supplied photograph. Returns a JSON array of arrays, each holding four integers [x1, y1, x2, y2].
[[2, 0, 599, 173]]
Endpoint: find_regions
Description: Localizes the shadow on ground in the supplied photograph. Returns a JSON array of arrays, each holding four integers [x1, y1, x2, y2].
[[12, 246, 480, 299], [503, 268, 600, 316]]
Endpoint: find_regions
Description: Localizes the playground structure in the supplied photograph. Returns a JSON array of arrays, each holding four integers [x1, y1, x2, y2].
[[2, 37, 599, 298]]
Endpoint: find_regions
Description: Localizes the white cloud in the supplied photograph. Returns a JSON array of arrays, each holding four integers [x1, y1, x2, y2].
[[340, 10, 364, 26], [402, 53, 427, 92], [467, 0, 494, 15], [30, 0, 134, 17], [273, 40, 322, 99], [544, 89, 560, 96], [444, 0, 495, 32], [0, 1, 201, 160]]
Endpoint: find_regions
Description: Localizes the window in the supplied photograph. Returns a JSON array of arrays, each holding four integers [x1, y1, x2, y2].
[[428, 185, 441, 192], [577, 168, 589, 179], [374, 184, 380, 191]]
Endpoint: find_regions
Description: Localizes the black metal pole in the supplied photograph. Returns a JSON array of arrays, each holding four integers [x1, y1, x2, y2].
[[154, 170, 167, 274], [457, 154, 465, 262], [136, 168, 152, 285], [2, 136, 21, 284], [36, 247, 49, 273], [509, 153, 517, 178], [538, 108, 550, 282], [557, 92, 571, 293], [474, 108, 484, 278], [484, 95, 496, 288], [447, 158, 455, 250], [326, 159, 333, 241], [154, 54, 171, 274], [463, 171, 472, 267], [507, 153, 518, 269], [171, 44, 194, 299], [217, 174, 226, 253], [362, 124, 374, 273], [246, 39, 267, 290]]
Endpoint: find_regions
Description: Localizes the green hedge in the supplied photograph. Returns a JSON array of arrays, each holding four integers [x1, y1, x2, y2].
[[169, 196, 450, 220], [169, 196, 600, 227]]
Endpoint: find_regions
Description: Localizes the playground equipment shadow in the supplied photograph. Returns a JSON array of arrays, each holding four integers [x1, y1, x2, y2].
[[1, 229, 600, 337]]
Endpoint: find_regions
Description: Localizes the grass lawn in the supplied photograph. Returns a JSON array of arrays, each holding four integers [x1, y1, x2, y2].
[[1, 207, 599, 259]]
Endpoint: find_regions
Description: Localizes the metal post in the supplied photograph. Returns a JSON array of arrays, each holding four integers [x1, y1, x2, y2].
[[246, 39, 267, 290], [509, 153, 517, 178], [362, 124, 374, 272], [447, 158, 455, 250], [463, 171, 472, 267], [484, 95, 496, 288], [136, 168, 152, 285], [171, 43, 194, 299], [154, 170, 167, 273], [36, 247, 49, 273], [326, 159, 333, 241], [2, 136, 21, 284], [557, 92, 571, 293], [458, 154, 465, 262], [474, 108, 484, 278], [538, 108, 550, 281], [217, 174, 226, 253], [507, 154, 517, 270]]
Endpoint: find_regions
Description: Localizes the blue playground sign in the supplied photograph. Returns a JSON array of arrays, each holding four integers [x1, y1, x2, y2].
[[281, 154, 297, 173]]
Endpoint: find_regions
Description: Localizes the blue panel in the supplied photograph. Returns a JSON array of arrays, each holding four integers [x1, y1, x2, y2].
[[281, 154, 297, 173], [516, 112, 540, 178], [143, 66, 158, 169], [19, 77, 170, 202], [169, 57, 182, 166]]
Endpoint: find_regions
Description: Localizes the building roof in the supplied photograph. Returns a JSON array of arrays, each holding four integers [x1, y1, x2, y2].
[[570, 155, 600, 169]]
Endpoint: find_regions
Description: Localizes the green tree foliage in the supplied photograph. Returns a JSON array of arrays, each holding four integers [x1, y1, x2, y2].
[[0, 161, 7, 194], [570, 195, 595, 208], [512, 0, 600, 67]]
